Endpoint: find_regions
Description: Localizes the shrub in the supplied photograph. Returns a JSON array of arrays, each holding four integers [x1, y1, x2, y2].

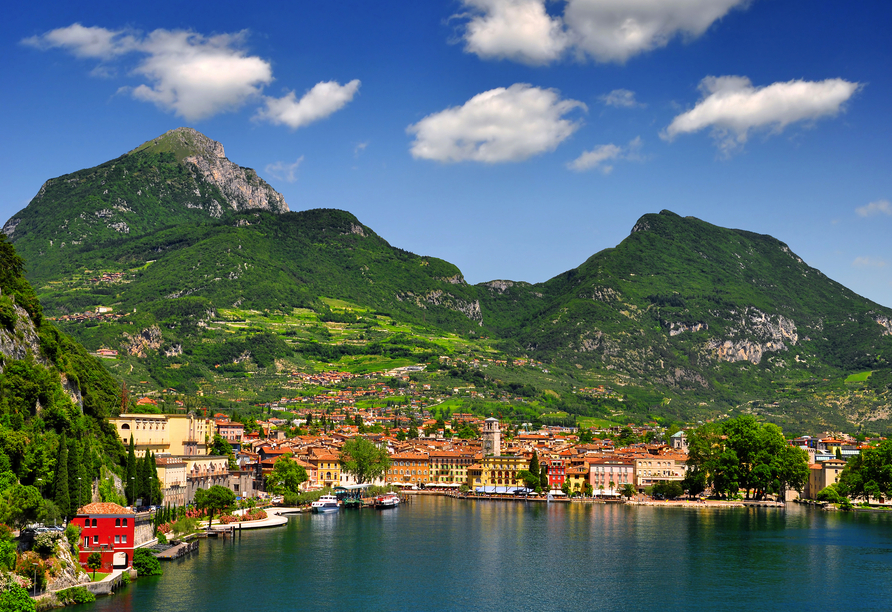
[[32, 532, 62, 555], [172, 517, 198, 534], [64, 524, 81, 555], [0, 581, 35, 612], [156, 531, 167, 545], [57, 586, 96, 605], [132, 549, 162, 577]]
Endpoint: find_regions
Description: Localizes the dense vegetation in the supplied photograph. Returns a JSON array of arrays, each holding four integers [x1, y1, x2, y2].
[[0, 235, 125, 527]]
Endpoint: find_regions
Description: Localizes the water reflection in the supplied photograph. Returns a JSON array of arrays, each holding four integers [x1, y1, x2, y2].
[[76, 499, 892, 612]]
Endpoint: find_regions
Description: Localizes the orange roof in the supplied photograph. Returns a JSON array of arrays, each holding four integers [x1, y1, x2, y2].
[[77, 502, 134, 515]]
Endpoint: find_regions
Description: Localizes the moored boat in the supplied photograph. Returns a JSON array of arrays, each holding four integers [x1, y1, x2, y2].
[[311, 494, 340, 513], [373, 493, 400, 509]]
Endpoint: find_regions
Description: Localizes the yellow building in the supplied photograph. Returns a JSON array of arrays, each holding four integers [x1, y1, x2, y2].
[[110, 413, 212, 457], [467, 455, 529, 490], [566, 465, 589, 494], [429, 451, 474, 485], [310, 452, 341, 488]]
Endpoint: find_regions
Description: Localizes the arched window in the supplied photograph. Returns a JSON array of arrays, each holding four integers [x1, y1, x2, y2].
[[121, 423, 130, 430]]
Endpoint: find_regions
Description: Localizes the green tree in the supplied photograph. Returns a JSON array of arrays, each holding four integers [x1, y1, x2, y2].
[[209, 435, 237, 471], [339, 438, 390, 485], [87, 551, 102, 580], [52, 435, 71, 518], [0, 580, 36, 611], [193, 485, 236, 530], [125, 436, 137, 505], [577, 427, 594, 444], [0, 484, 41, 529], [539, 465, 549, 491], [132, 548, 162, 577], [529, 452, 540, 487], [265, 454, 309, 496], [621, 483, 636, 499]]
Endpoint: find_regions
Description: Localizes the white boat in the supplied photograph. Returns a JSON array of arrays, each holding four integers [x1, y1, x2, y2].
[[373, 493, 400, 509], [311, 494, 340, 513]]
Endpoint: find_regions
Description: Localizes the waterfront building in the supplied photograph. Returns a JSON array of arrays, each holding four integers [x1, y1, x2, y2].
[[110, 413, 213, 457], [467, 455, 529, 490], [70, 503, 137, 573], [804, 458, 847, 499], [310, 450, 342, 488], [183, 455, 230, 503], [387, 452, 430, 486], [631, 452, 686, 492], [587, 457, 635, 496], [154, 455, 187, 506], [429, 451, 474, 485]]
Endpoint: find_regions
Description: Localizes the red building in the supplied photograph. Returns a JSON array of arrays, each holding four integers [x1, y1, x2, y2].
[[70, 503, 135, 572], [545, 458, 566, 490]]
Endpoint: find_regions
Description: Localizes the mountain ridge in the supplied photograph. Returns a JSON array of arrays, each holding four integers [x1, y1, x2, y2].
[[5, 129, 892, 433]]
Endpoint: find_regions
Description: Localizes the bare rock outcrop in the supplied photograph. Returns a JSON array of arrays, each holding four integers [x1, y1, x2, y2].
[[152, 128, 289, 214], [122, 325, 163, 357], [396, 290, 483, 325], [0, 295, 43, 372]]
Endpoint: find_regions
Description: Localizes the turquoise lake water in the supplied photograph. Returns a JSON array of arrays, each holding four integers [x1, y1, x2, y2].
[[76, 497, 892, 611]]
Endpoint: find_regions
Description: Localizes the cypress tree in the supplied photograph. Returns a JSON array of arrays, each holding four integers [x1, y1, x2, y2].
[[540, 465, 549, 491], [125, 435, 137, 505], [529, 451, 540, 481], [68, 439, 83, 513], [81, 440, 93, 505], [138, 452, 150, 506], [53, 435, 70, 518], [149, 452, 162, 506]]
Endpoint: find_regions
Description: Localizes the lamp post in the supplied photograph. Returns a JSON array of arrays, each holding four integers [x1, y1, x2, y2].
[[130, 476, 135, 508]]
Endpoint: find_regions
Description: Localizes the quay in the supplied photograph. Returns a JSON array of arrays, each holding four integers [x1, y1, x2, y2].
[[156, 539, 200, 560]]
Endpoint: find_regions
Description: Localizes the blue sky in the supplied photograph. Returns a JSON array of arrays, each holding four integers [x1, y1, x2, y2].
[[3, 1, 891, 307]]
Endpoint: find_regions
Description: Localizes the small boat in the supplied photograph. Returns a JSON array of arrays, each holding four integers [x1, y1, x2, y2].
[[311, 494, 340, 513], [373, 493, 400, 509]]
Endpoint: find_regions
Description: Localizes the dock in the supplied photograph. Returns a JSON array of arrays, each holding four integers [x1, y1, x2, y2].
[[155, 539, 199, 560]]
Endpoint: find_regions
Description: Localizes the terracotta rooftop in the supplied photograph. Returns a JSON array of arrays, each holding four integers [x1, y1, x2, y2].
[[77, 502, 134, 515]]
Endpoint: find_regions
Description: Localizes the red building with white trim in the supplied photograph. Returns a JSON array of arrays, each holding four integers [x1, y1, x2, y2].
[[70, 503, 135, 572]]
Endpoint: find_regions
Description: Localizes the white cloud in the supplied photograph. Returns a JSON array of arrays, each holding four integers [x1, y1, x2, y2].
[[856, 200, 892, 218], [21, 23, 137, 59], [130, 30, 273, 121], [563, 0, 748, 63], [407, 84, 585, 163], [663, 76, 860, 153], [265, 157, 304, 183], [600, 89, 643, 108], [568, 136, 642, 173], [255, 80, 361, 129], [853, 256, 888, 269], [354, 142, 369, 157], [24, 24, 360, 125], [455, 0, 750, 65], [458, 0, 568, 65]]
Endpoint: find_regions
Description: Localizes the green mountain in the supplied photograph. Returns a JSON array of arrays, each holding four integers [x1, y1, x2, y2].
[[5, 129, 892, 434], [2, 127, 288, 279]]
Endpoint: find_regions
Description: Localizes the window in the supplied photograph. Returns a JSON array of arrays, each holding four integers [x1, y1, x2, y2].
[[93, 536, 99, 545], [115, 536, 120, 544], [122, 535, 127, 543], [115, 519, 120, 527], [122, 518, 128, 527], [92, 519, 97, 527], [84, 537, 89, 548]]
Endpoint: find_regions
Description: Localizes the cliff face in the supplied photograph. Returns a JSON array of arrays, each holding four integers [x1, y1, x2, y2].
[[136, 127, 289, 215]]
